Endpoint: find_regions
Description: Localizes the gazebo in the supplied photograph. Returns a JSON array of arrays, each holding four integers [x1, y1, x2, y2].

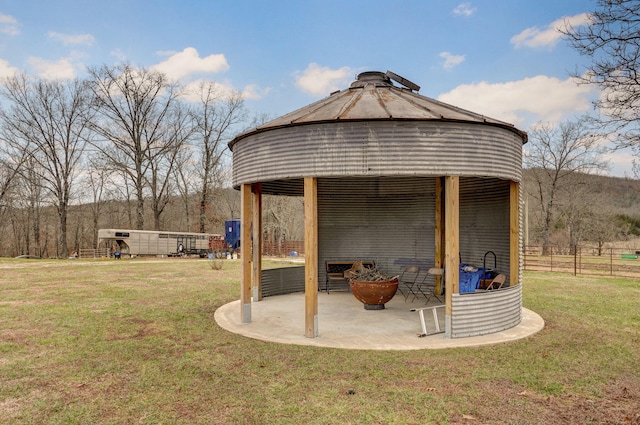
[[228, 71, 528, 339]]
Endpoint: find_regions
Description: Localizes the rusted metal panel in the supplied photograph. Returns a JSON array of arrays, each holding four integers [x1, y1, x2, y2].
[[232, 121, 523, 190], [450, 285, 522, 338], [230, 71, 527, 149]]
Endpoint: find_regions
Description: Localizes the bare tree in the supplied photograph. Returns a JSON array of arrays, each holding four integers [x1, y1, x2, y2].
[[82, 157, 109, 248], [192, 81, 246, 233], [262, 194, 304, 254], [0, 139, 27, 212], [88, 64, 182, 230], [145, 102, 194, 230], [172, 145, 196, 230], [563, 0, 640, 172], [0, 74, 92, 258], [20, 157, 45, 257], [524, 119, 608, 251]]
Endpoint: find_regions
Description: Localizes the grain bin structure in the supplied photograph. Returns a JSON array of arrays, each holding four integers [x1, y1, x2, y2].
[[229, 71, 528, 339]]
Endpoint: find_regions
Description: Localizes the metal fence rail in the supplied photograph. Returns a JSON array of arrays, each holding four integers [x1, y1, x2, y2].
[[524, 245, 640, 278], [79, 248, 110, 259]]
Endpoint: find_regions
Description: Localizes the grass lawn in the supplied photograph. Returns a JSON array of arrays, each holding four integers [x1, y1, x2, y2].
[[0, 257, 639, 424]]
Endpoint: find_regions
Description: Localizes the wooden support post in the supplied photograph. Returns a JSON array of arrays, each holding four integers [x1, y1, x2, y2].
[[240, 183, 252, 324], [510, 181, 520, 287], [252, 183, 262, 301], [304, 177, 318, 338], [444, 176, 459, 338], [434, 177, 445, 294]]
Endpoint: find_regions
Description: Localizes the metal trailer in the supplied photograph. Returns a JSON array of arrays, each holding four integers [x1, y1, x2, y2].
[[97, 229, 223, 257]]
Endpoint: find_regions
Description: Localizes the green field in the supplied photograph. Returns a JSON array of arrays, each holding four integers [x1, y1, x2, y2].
[[1, 258, 639, 424]]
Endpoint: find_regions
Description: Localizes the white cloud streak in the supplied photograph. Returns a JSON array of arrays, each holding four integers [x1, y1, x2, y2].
[[511, 13, 590, 49], [0, 58, 19, 78], [181, 79, 270, 103], [0, 13, 19, 36], [27, 57, 76, 80], [48, 31, 95, 46], [439, 52, 465, 69], [151, 47, 229, 81], [295, 63, 353, 96], [453, 3, 476, 17], [437, 75, 596, 127]]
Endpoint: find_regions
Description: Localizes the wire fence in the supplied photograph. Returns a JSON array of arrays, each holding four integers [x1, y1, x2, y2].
[[524, 245, 640, 278], [79, 248, 111, 259], [262, 240, 305, 257]]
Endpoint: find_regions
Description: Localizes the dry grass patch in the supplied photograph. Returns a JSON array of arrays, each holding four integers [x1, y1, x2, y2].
[[0, 259, 639, 424]]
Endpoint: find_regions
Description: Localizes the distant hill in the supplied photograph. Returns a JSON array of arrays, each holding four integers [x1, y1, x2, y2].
[[522, 169, 640, 246]]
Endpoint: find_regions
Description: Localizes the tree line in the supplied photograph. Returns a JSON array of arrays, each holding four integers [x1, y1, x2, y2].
[[2, 1, 640, 258], [0, 64, 252, 258]]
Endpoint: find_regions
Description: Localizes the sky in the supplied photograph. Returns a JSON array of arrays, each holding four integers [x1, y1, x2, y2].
[[0, 0, 634, 177]]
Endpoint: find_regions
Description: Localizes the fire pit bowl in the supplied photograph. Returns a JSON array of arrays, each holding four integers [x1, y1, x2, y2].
[[350, 278, 399, 310]]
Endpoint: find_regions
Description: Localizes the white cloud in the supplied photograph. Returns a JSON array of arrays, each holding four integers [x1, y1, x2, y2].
[[0, 13, 19, 36], [511, 13, 589, 49], [0, 58, 19, 78], [437, 75, 596, 127], [181, 79, 232, 103], [241, 83, 271, 100], [453, 3, 476, 17], [27, 57, 76, 80], [599, 147, 635, 177], [48, 31, 95, 46], [439, 52, 465, 69], [151, 47, 229, 81], [295, 63, 352, 96], [110, 48, 127, 63], [180, 79, 270, 103]]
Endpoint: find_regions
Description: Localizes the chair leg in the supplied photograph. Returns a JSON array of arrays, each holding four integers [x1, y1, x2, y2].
[[398, 284, 410, 301], [417, 284, 443, 305]]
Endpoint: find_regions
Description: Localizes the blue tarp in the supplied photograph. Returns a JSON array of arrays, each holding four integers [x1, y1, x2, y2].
[[459, 266, 483, 293]]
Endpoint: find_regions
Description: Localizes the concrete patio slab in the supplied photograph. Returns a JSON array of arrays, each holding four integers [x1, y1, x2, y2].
[[214, 291, 545, 350]]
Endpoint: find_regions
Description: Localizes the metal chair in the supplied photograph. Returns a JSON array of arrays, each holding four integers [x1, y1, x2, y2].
[[397, 265, 421, 301], [484, 273, 507, 290], [414, 267, 444, 304]]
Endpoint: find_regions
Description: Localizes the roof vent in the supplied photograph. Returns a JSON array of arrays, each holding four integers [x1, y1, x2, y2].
[[350, 71, 420, 92], [386, 71, 420, 92], [350, 71, 392, 88]]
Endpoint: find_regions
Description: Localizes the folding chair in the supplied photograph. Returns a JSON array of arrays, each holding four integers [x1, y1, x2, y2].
[[414, 267, 444, 304], [397, 265, 421, 301], [484, 274, 506, 290]]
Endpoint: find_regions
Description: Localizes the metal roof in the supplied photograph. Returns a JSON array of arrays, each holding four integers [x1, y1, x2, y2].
[[229, 71, 527, 150]]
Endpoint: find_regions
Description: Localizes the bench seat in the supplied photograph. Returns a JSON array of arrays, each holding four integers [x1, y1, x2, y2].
[[324, 260, 375, 293]]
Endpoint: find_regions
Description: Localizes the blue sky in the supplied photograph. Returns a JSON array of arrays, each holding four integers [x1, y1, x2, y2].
[[0, 0, 633, 177]]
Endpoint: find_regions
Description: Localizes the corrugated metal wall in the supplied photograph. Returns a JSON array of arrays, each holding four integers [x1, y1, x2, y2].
[[232, 112, 525, 338], [232, 121, 523, 193], [261, 266, 305, 297], [318, 177, 436, 285], [460, 177, 512, 283], [255, 175, 523, 338], [451, 285, 522, 338], [257, 176, 517, 294]]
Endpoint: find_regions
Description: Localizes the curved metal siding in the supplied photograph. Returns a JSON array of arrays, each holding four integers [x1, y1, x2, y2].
[[459, 178, 512, 283], [232, 121, 523, 189], [451, 285, 522, 338], [519, 183, 524, 288], [317, 177, 436, 283], [261, 267, 305, 297]]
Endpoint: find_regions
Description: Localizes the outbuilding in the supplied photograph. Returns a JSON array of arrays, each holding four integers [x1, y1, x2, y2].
[[229, 71, 528, 339]]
